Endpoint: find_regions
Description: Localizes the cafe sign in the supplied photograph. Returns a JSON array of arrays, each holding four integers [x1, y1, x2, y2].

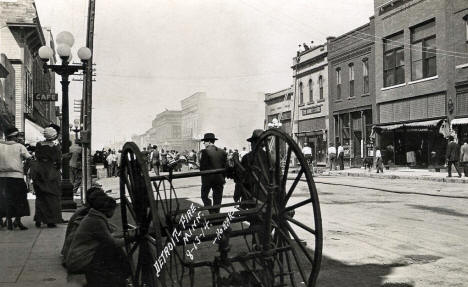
[[34, 93, 58, 101]]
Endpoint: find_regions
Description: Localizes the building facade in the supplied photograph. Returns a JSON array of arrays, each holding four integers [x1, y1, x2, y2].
[[181, 92, 203, 152], [0, 53, 16, 137], [292, 44, 329, 164], [373, 0, 468, 167], [0, 0, 57, 142], [264, 86, 293, 135], [327, 19, 376, 167], [149, 110, 182, 151]]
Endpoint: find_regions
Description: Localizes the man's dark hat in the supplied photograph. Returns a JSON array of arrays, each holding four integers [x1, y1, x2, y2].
[[247, 129, 264, 142], [6, 127, 19, 137], [47, 123, 60, 134], [201, 133, 218, 141]]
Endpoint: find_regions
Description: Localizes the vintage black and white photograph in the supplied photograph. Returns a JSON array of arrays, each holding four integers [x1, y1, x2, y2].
[[1, 0, 468, 286]]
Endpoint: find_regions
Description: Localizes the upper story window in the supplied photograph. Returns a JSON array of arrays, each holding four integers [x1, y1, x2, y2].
[[383, 32, 405, 87], [299, 82, 304, 105], [286, 93, 292, 100], [308, 79, 313, 103], [464, 14, 468, 42], [411, 19, 436, 80], [349, 63, 354, 98], [362, 58, 369, 94], [336, 68, 341, 99], [319, 76, 324, 100]]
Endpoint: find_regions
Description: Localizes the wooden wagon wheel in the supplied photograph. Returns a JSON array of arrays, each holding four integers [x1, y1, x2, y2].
[[120, 142, 164, 287], [248, 128, 323, 287]]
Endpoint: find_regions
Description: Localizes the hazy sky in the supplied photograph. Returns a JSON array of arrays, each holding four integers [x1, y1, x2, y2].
[[35, 0, 373, 149]]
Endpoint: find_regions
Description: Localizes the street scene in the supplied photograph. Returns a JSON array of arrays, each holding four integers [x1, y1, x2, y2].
[[1, 0, 468, 286]]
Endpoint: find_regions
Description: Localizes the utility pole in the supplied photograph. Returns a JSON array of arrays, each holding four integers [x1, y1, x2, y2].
[[81, 0, 96, 201]]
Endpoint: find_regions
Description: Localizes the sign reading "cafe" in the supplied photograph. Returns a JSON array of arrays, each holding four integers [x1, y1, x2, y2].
[[34, 93, 58, 101]]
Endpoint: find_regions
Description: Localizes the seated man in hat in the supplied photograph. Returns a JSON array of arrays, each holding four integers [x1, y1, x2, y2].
[[199, 133, 227, 213]]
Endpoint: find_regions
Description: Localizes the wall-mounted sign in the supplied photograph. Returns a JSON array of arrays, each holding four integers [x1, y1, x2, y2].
[[302, 106, 321, 116], [34, 93, 58, 101]]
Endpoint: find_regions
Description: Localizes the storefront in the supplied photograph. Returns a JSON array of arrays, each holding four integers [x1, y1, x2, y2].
[[451, 117, 468, 142], [333, 109, 373, 167], [374, 118, 447, 168], [296, 117, 327, 164]]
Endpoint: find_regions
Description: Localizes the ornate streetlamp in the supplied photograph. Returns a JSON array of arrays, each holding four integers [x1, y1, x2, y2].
[[38, 31, 92, 210]]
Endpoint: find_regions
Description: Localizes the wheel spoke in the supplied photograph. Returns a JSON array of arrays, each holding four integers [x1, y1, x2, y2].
[[285, 168, 303, 203], [274, 135, 281, 187], [284, 198, 313, 214], [276, 227, 308, 283], [281, 146, 292, 191], [284, 222, 314, 264], [284, 215, 316, 235]]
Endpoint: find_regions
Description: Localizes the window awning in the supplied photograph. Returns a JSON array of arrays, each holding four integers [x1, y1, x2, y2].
[[450, 118, 468, 126], [25, 119, 45, 145], [374, 119, 444, 131]]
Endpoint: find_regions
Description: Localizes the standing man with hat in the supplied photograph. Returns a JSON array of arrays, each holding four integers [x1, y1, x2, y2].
[[199, 133, 227, 213]]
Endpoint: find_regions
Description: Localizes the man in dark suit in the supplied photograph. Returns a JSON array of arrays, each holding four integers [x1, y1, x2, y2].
[[446, 136, 462, 178], [199, 133, 227, 213]]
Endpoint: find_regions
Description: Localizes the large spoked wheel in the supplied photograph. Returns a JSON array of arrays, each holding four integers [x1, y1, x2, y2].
[[249, 128, 323, 287], [120, 142, 163, 287]]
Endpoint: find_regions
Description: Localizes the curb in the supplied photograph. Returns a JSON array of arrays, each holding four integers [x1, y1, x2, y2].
[[325, 171, 468, 184]]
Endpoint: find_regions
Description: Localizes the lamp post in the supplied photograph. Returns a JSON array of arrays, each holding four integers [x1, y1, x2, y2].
[[39, 31, 92, 210]]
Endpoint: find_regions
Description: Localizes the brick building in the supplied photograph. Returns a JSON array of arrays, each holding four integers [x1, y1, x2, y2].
[[0, 53, 16, 137], [0, 0, 57, 141], [327, 19, 376, 167], [373, 0, 468, 167], [292, 44, 329, 164], [264, 86, 293, 134]]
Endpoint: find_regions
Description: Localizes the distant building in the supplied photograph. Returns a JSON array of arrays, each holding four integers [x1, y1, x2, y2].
[[373, 0, 468, 167], [264, 86, 293, 135], [0, 53, 16, 138], [149, 110, 182, 151], [0, 0, 57, 142], [327, 18, 376, 167], [292, 44, 329, 164], [179, 92, 264, 152]]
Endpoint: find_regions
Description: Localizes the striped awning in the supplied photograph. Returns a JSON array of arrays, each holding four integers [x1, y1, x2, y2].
[[451, 118, 468, 126], [374, 119, 443, 131]]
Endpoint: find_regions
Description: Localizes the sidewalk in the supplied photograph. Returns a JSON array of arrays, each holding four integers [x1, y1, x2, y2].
[[321, 166, 468, 183], [0, 201, 83, 287]]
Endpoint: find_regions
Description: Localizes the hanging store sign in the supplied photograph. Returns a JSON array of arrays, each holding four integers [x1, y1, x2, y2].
[[34, 93, 58, 101]]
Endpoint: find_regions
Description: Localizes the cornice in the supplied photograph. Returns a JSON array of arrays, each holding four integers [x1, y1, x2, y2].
[[329, 45, 372, 65]]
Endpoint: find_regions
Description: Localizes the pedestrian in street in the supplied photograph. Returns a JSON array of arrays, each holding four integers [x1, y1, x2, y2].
[[30, 127, 63, 228], [115, 150, 122, 177], [446, 135, 462, 178], [111, 151, 118, 176], [160, 149, 168, 172], [69, 139, 82, 195], [375, 146, 384, 173], [66, 193, 131, 287], [105, 150, 114, 178], [328, 143, 337, 171], [150, 145, 160, 175], [0, 127, 32, 230], [239, 146, 248, 161], [337, 142, 344, 170], [199, 133, 227, 213], [460, 137, 468, 177], [302, 142, 313, 166]]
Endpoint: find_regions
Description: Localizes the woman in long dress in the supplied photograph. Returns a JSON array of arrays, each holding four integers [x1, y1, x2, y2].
[[30, 127, 62, 228]]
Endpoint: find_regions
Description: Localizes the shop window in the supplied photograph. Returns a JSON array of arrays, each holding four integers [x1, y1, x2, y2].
[[383, 32, 405, 87], [362, 58, 369, 94], [349, 63, 354, 98], [308, 79, 313, 103], [411, 19, 436, 80], [299, 82, 304, 105], [336, 68, 341, 99], [319, 75, 324, 100]]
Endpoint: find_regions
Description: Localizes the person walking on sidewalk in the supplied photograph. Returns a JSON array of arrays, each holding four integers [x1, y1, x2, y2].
[[29, 127, 62, 228], [375, 146, 384, 173], [328, 143, 337, 171], [446, 136, 462, 178], [150, 145, 160, 175], [337, 142, 344, 170], [105, 150, 115, 178], [0, 127, 32, 230], [461, 137, 468, 177], [302, 142, 313, 167], [199, 133, 227, 213], [69, 139, 82, 195]]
